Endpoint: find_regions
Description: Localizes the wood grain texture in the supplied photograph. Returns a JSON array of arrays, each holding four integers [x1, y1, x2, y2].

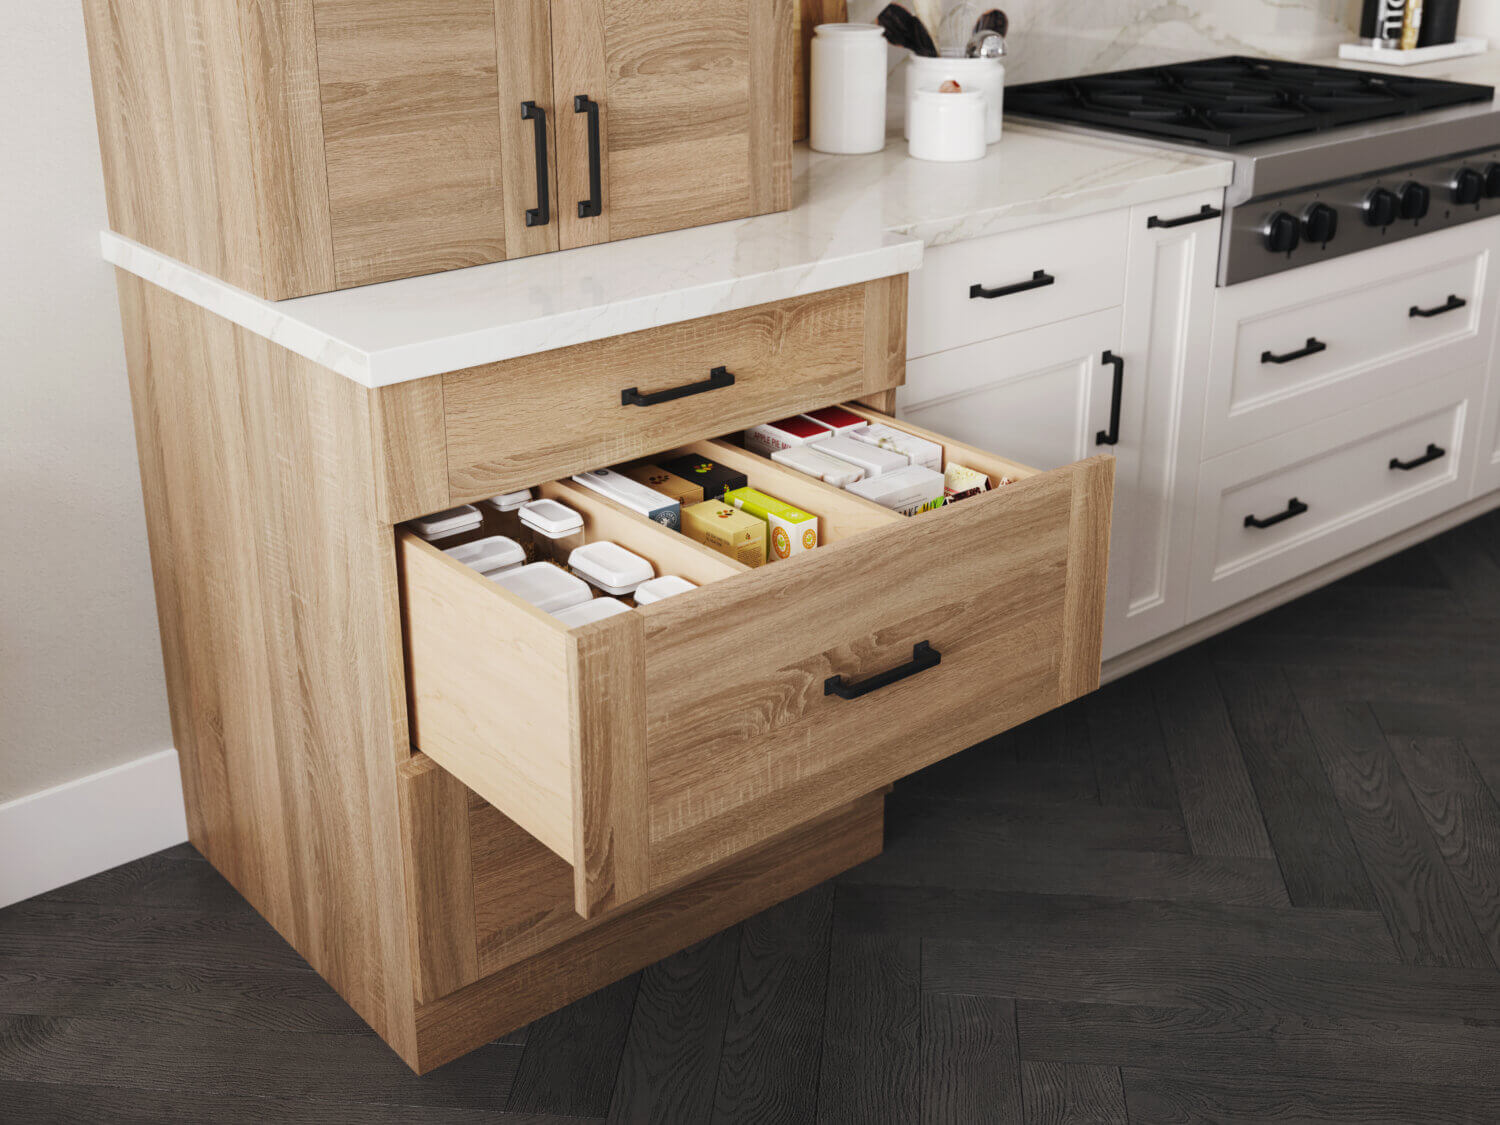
[[370, 378, 449, 524], [749, 0, 795, 217], [793, 0, 849, 141], [817, 933, 921, 1124], [313, 0, 511, 288], [507, 974, 638, 1116], [442, 285, 877, 501], [396, 757, 479, 1002], [1022, 1062, 1128, 1125], [549, 0, 611, 250], [863, 274, 911, 397], [411, 792, 885, 1074], [920, 992, 1024, 1124], [495, 0, 561, 260], [115, 274, 419, 1062]]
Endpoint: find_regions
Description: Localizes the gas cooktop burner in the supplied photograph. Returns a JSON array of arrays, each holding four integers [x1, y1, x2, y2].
[[1008, 56, 1495, 148]]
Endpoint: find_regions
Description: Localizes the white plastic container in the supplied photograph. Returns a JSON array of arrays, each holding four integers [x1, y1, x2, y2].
[[443, 535, 526, 576], [490, 562, 593, 614], [568, 541, 655, 596], [813, 433, 909, 478], [907, 89, 987, 163], [905, 54, 1004, 144], [771, 444, 866, 488], [552, 598, 633, 627], [852, 423, 944, 473], [633, 575, 697, 605], [810, 23, 889, 155], [848, 464, 948, 515], [481, 489, 533, 514], [410, 504, 482, 541], [571, 469, 681, 530], [518, 499, 584, 540]]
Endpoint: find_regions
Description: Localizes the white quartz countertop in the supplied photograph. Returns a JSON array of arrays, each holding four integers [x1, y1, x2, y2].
[[104, 124, 1231, 388]]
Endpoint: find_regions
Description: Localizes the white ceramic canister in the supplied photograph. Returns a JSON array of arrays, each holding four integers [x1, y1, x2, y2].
[[907, 88, 987, 163], [810, 23, 890, 155], [905, 53, 1004, 144]]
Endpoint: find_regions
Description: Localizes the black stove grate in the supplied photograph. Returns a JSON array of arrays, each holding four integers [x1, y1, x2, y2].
[[1007, 56, 1495, 148]]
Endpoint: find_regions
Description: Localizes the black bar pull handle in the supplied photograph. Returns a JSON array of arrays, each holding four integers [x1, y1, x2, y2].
[[1096, 350, 1125, 447], [971, 269, 1055, 300], [1390, 443, 1447, 471], [825, 642, 941, 701], [1410, 295, 1467, 319], [621, 366, 734, 408], [1147, 203, 1223, 229], [520, 101, 550, 228], [1261, 338, 1327, 365], [1244, 498, 1309, 530], [575, 95, 603, 219]]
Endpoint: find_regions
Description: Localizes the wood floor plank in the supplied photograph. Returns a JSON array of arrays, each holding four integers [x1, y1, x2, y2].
[[816, 932, 921, 1125], [1021, 1062, 1126, 1124], [1018, 999, 1500, 1086], [902, 707, 1100, 808], [711, 886, 834, 1125], [506, 975, 639, 1117], [1293, 695, 1492, 967], [1082, 674, 1182, 812], [918, 992, 1022, 1124], [1147, 654, 1276, 860], [1213, 662, 1379, 910], [1387, 735, 1500, 970], [883, 796, 1189, 855], [607, 931, 738, 1124], [1122, 1067, 1500, 1125]]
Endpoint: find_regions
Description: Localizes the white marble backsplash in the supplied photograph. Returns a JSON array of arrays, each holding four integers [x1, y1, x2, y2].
[[848, 0, 1365, 83]]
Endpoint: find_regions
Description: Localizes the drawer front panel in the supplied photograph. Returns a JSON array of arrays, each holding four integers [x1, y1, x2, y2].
[[442, 279, 906, 500], [1206, 223, 1496, 457], [907, 209, 1130, 359], [1190, 368, 1480, 619]]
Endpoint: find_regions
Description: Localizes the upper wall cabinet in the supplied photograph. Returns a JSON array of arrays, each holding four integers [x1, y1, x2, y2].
[[83, 0, 794, 300]]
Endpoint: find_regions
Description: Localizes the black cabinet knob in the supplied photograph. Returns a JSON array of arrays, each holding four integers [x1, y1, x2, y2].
[[1452, 166, 1484, 206], [1485, 163, 1500, 200], [1362, 187, 1398, 228], [1398, 181, 1430, 221], [1301, 202, 1338, 245], [1263, 210, 1301, 254]]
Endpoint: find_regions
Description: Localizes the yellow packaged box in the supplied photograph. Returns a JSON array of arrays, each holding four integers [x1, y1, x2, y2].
[[619, 462, 705, 506], [723, 487, 819, 562], [682, 500, 767, 567]]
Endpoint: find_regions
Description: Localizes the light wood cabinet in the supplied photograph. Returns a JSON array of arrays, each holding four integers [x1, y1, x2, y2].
[[83, 0, 794, 300]]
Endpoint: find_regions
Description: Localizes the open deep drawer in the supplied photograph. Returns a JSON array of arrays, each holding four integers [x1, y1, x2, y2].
[[397, 407, 1114, 918]]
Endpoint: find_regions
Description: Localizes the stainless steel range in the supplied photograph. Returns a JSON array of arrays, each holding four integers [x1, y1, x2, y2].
[[1009, 56, 1500, 285]]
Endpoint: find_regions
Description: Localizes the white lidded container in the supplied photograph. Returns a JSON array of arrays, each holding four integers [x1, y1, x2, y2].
[[905, 53, 1004, 144], [481, 489, 533, 514], [849, 464, 948, 515], [490, 562, 593, 614], [552, 597, 633, 627], [771, 444, 866, 488], [810, 23, 889, 155], [907, 89, 987, 163], [443, 535, 526, 575], [633, 575, 697, 605], [568, 541, 655, 596], [813, 433, 909, 478], [518, 498, 584, 540], [410, 504, 483, 541]]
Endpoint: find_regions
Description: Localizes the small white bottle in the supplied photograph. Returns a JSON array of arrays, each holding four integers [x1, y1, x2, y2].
[[810, 23, 889, 155]]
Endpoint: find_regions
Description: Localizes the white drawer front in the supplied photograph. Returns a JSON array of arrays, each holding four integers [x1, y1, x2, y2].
[[1206, 220, 1500, 457], [1190, 367, 1482, 619], [908, 209, 1129, 360]]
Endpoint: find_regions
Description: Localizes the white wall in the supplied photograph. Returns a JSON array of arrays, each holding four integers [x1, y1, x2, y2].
[[1, 7, 173, 807]]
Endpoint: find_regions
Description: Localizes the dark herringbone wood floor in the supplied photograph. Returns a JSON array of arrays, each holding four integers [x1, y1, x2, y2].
[[7, 512, 1500, 1123]]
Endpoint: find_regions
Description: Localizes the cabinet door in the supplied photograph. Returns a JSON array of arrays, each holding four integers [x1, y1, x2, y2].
[[549, 0, 793, 251], [1476, 382, 1500, 496], [312, 0, 556, 288], [1108, 190, 1222, 657]]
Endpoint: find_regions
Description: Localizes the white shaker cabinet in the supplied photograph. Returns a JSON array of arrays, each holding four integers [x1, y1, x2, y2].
[[897, 190, 1223, 659]]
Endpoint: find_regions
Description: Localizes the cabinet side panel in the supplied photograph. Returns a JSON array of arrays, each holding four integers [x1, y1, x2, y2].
[[397, 757, 480, 1003], [749, 0, 795, 215], [117, 275, 420, 1063], [313, 0, 511, 288], [83, 0, 269, 294]]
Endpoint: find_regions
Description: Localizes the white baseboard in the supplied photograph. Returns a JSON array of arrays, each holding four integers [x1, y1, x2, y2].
[[0, 748, 187, 909]]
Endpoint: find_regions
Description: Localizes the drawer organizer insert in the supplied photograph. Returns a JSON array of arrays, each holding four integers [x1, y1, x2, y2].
[[398, 406, 1114, 919]]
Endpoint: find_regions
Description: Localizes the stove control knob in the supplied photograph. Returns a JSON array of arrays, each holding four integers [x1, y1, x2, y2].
[[1452, 167, 1485, 206], [1302, 202, 1338, 245], [1362, 187, 1399, 228], [1398, 181, 1431, 221], [1263, 210, 1301, 254], [1485, 163, 1500, 199]]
